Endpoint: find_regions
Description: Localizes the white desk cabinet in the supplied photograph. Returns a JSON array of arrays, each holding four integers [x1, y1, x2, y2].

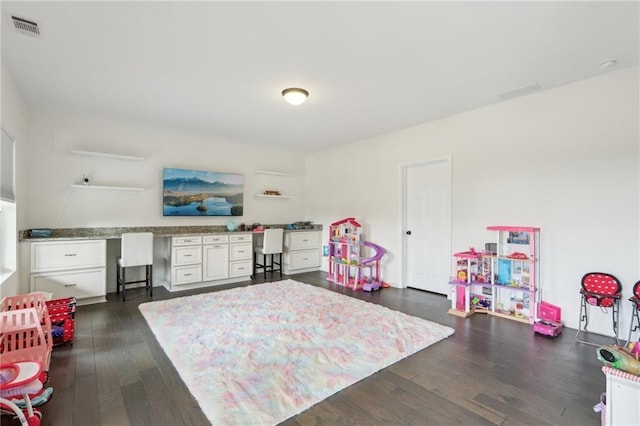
[[283, 231, 322, 274], [165, 233, 252, 291], [32, 269, 105, 299], [203, 235, 229, 281], [171, 236, 202, 286], [229, 234, 252, 278], [30, 239, 106, 304]]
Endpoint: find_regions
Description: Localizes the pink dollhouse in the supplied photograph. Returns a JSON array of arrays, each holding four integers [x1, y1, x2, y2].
[[327, 218, 386, 290]]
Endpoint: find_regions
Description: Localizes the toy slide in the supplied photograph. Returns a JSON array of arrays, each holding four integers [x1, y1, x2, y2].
[[360, 241, 386, 265], [359, 241, 386, 291]]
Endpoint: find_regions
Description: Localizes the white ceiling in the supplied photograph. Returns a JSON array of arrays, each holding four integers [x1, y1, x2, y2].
[[2, 1, 639, 152]]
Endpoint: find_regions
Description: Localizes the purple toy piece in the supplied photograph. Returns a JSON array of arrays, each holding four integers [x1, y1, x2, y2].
[[362, 280, 381, 292]]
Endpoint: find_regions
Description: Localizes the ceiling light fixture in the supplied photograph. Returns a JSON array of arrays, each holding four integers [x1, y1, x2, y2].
[[282, 88, 309, 105], [598, 59, 617, 70]]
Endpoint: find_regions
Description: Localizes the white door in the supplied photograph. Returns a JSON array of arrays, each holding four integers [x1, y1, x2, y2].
[[402, 157, 451, 294]]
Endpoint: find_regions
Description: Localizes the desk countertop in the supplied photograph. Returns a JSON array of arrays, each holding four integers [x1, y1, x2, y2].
[[20, 225, 322, 241]]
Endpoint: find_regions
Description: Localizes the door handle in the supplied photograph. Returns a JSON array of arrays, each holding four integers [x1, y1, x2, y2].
[[406, 231, 412, 235]]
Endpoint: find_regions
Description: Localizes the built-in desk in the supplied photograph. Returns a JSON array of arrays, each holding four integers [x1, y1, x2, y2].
[[251, 228, 323, 275], [20, 225, 322, 304]]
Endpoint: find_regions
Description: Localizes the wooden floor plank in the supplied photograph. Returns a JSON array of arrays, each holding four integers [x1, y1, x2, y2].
[[139, 366, 192, 426], [72, 374, 100, 426], [121, 380, 156, 426], [35, 271, 605, 425]]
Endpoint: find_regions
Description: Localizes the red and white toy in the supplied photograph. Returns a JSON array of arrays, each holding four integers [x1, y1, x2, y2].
[[0, 361, 45, 425]]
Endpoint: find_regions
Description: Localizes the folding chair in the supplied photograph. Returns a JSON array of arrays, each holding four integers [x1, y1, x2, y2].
[[576, 272, 622, 346], [626, 280, 640, 344]]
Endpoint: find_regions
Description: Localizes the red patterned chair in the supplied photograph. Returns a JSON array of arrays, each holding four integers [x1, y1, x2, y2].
[[576, 272, 622, 346], [626, 280, 640, 344]]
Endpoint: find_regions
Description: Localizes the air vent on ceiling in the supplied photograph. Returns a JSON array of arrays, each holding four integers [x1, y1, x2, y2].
[[11, 16, 40, 37], [497, 83, 542, 101]]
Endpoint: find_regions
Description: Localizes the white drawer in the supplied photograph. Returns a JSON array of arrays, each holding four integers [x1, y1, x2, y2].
[[230, 243, 252, 261], [172, 245, 202, 266], [230, 234, 252, 243], [172, 236, 202, 246], [288, 232, 321, 250], [203, 235, 229, 244], [31, 240, 106, 273], [229, 260, 252, 278], [172, 264, 202, 285], [290, 249, 321, 270], [31, 268, 105, 299]]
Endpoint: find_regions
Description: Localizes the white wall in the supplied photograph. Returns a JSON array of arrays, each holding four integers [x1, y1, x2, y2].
[[15, 110, 307, 294], [305, 66, 640, 333], [21, 110, 307, 229], [0, 65, 29, 297]]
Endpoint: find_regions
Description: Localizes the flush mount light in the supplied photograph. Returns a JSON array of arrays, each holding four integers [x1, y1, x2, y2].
[[599, 59, 617, 70], [281, 88, 309, 105]]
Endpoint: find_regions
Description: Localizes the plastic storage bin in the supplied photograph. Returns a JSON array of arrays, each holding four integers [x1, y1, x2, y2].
[[0, 307, 52, 371], [1, 292, 51, 325], [46, 297, 76, 346]]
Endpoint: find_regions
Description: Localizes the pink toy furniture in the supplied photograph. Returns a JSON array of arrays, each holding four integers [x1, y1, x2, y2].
[[0, 361, 44, 425], [534, 301, 563, 337], [448, 250, 483, 318], [327, 218, 386, 290], [0, 304, 52, 371], [626, 280, 640, 344], [576, 272, 622, 346]]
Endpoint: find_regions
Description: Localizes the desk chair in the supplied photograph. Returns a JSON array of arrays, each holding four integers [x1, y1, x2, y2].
[[627, 280, 640, 344], [576, 272, 622, 346], [253, 228, 283, 280], [116, 232, 153, 301]]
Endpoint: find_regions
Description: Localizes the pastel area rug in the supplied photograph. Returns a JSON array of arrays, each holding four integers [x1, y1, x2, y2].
[[139, 279, 454, 425]]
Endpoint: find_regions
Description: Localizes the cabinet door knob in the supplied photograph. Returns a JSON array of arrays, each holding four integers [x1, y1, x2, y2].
[[406, 231, 412, 235]]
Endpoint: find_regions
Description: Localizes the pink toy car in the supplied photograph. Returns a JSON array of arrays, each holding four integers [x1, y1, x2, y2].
[[362, 280, 381, 292]]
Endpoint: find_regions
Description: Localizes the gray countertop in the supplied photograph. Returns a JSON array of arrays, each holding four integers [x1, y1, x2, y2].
[[20, 224, 323, 241]]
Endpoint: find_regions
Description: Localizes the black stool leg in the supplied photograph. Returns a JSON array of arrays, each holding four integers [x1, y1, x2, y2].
[[263, 253, 268, 279], [147, 265, 153, 297], [116, 261, 121, 295], [253, 252, 257, 278], [122, 267, 126, 301]]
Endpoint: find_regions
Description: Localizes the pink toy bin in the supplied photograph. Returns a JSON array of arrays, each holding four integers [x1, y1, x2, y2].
[[534, 301, 563, 337]]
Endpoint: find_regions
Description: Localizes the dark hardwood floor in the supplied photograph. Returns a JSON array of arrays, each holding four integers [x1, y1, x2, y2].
[[32, 272, 607, 425]]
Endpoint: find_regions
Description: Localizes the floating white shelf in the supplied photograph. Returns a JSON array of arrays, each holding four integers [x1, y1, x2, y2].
[[70, 184, 144, 192], [70, 149, 145, 161], [253, 194, 292, 199], [254, 170, 294, 177]]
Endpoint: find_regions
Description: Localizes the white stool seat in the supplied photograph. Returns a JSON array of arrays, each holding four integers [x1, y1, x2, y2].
[[116, 232, 154, 301], [253, 228, 283, 280]]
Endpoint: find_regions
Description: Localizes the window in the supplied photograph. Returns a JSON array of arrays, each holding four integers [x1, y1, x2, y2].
[[1, 127, 15, 202], [0, 127, 17, 284]]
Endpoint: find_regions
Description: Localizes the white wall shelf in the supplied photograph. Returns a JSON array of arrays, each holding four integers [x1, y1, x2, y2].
[[254, 170, 294, 177], [253, 194, 292, 199], [70, 184, 144, 192], [70, 149, 145, 161]]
